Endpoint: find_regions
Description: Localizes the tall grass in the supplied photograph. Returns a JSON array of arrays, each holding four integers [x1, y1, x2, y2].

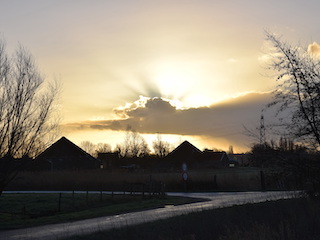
[[6, 168, 263, 192]]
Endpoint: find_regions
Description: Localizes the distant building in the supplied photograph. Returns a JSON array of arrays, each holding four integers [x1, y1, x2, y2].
[[97, 152, 120, 170], [202, 149, 230, 168], [165, 141, 203, 169], [33, 137, 101, 171], [162, 141, 231, 171], [228, 153, 250, 166]]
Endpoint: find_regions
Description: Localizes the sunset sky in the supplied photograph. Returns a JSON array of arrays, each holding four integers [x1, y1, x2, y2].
[[1, 0, 319, 152]]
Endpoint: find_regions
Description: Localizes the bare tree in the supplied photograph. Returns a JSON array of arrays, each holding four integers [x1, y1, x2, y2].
[[266, 31, 320, 148], [264, 32, 320, 192], [79, 141, 96, 156], [228, 145, 234, 155], [79, 141, 112, 157], [95, 143, 112, 154], [118, 126, 150, 158], [152, 134, 173, 157], [0, 39, 60, 195]]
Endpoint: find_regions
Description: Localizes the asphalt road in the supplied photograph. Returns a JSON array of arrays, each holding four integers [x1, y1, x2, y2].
[[0, 191, 300, 240]]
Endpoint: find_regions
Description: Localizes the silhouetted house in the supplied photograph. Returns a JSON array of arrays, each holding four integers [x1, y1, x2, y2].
[[160, 141, 230, 171], [163, 141, 203, 170], [228, 153, 249, 166], [202, 150, 230, 168], [97, 152, 120, 170], [33, 137, 101, 171]]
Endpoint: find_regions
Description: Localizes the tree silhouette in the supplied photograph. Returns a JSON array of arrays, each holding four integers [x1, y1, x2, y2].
[[0, 39, 60, 195], [79, 141, 96, 156], [95, 143, 112, 156], [117, 126, 150, 158], [266, 31, 320, 148], [152, 134, 173, 157]]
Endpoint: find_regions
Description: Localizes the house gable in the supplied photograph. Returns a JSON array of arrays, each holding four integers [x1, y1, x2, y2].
[[34, 137, 101, 170], [162, 141, 230, 170]]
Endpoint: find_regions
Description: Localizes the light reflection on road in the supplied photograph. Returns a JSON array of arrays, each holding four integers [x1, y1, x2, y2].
[[0, 191, 300, 240]]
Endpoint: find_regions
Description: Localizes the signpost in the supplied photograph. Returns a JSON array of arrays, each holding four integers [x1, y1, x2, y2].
[[182, 163, 187, 192]]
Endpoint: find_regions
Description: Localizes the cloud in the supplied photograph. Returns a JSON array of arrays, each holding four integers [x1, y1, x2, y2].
[[308, 42, 320, 56], [114, 96, 177, 119], [64, 92, 274, 149], [227, 58, 237, 63], [258, 54, 271, 63]]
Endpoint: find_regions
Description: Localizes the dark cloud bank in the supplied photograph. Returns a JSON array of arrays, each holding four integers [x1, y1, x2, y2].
[[65, 92, 275, 149]]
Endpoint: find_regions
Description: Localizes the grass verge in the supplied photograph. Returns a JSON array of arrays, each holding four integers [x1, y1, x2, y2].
[[63, 197, 320, 240], [0, 192, 206, 230]]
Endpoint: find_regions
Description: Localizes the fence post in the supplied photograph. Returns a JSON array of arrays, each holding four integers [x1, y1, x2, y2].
[[213, 175, 217, 189], [142, 184, 145, 199], [21, 206, 26, 216], [58, 193, 62, 212], [72, 191, 75, 208], [86, 191, 89, 205], [260, 170, 266, 190]]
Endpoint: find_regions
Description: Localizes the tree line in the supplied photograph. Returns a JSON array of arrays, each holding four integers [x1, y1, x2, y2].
[[80, 127, 174, 158]]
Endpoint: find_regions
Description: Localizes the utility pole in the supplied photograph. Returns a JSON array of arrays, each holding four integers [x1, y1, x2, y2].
[[260, 113, 266, 145]]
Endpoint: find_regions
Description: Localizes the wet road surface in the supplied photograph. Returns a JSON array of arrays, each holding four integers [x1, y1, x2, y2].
[[0, 191, 300, 240]]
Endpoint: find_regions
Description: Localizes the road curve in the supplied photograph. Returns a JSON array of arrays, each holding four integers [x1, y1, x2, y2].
[[0, 191, 300, 240]]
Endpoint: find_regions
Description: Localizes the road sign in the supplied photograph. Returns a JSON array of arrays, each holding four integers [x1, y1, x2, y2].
[[182, 172, 188, 181], [182, 163, 187, 171]]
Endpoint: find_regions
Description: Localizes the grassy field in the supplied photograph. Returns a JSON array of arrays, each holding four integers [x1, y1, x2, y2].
[[0, 192, 205, 230], [62, 197, 320, 240]]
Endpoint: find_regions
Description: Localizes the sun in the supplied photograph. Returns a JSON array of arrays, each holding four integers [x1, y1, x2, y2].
[[149, 58, 221, 108], [154, 63, 194, 97]]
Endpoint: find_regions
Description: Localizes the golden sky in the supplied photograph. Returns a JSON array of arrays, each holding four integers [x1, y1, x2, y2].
[[1, 0, 319, 152]]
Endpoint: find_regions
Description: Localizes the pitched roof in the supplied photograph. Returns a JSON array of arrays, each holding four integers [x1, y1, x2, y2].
[[203, 150, 228, 161], [35, 137, 100, 170], [162, 141, 230, 170], [164, 141, 203, 169], [166, 140, 202, 159]]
